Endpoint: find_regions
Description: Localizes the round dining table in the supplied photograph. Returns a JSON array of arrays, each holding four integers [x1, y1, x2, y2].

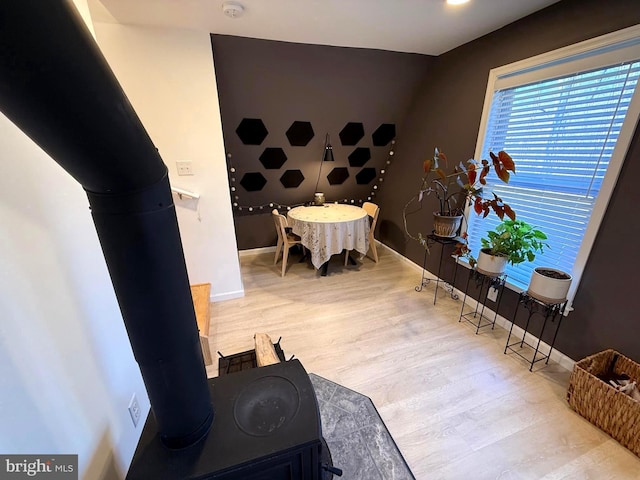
[[287, 204, 370, 272]]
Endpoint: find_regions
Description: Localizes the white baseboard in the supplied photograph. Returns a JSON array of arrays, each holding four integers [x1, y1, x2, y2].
[[380, 243, 575, 371], [211, 289, 244, 302], [376, 241, 426, 273], [239, 246, 276, 257], [450, 286, 575, 372]]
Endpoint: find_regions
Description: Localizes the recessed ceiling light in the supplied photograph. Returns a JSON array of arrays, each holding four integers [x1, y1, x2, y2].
[[447, 0, 470, 5]]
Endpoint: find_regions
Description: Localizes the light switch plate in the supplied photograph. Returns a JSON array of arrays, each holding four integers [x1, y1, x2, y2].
[[176, 161, 194, 176], [128, 393, 141, 427]]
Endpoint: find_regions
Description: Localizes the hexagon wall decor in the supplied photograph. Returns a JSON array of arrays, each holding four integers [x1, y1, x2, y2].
[[286, 121, 315, 146], [339, 122, 364, 146], [280, 169, 305, 188], [259, 148, 288, 169], [327, 167, 349, 185], [356, 167, 377, 185], [348, 147, 371, 167], [239, 172, 267, 191], [236, 118, 268, 145], [372, 123, 396, 146]]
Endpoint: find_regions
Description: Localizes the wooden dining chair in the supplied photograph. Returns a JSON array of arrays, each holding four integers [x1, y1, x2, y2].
[[345, 201, 380, 265], [363, 202, 380, 263], [272, 209, 303, 277]]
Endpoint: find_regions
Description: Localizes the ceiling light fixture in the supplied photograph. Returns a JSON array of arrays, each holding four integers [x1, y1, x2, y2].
[[222, 2, 244, 18], [447, 0, 470, 5]]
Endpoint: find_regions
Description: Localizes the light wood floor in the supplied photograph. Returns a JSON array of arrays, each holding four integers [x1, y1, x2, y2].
[[205, 246, 640, 479]]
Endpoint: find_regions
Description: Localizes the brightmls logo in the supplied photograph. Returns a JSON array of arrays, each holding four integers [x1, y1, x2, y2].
[[0, 455, 77, 479]]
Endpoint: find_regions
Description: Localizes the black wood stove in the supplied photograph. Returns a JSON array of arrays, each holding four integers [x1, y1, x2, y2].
[[127, 360, 324, 480]]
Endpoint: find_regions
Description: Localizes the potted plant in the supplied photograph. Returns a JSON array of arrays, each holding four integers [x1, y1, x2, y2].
[[528, 267, 572, 304], [404, 147, 517, 249], [469, 219, 548, 275]]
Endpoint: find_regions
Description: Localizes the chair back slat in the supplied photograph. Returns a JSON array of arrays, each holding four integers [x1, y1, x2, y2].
[[272, 209, 302, 276], [363, 201, 379, 230], [272, 209, 288, 239]]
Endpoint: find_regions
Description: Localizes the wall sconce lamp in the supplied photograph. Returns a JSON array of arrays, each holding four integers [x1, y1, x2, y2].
[[313, 133, 334, 204]]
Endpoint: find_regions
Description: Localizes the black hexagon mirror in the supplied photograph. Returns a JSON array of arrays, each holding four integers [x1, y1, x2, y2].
[[236, 118, 268, 145], [339, 122, 364, 146], [239, 172, 267, 192], [327, 167, 349, 185], [286, 121, 315, 146], [280, 169, 305, 188], [348, 147, 371, 167], [372, 123, 396, 146], [356, 167, 377, 185], [259, 148, 288, 169]]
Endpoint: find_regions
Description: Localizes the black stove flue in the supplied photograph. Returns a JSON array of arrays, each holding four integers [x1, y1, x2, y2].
[[127, 360, 323, 480], [0, 3, 333, 479]]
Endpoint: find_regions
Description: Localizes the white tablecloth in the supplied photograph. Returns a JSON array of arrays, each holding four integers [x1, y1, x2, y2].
[[288, 204, 370, 269]]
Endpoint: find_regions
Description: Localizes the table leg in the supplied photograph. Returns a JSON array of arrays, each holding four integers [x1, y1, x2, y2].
[[320, 261, 329, 276]]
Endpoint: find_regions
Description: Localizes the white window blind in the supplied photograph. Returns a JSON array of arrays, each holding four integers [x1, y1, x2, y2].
[[467, 54, 640, 300]]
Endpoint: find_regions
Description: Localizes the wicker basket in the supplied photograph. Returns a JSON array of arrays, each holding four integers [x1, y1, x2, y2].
[[567, 349, 640, 457]]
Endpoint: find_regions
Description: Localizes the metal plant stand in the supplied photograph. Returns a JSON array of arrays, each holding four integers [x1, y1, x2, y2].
[[504, 292, 568, 371], [459, 269, 507, 334], [415, 234, 460, 304]]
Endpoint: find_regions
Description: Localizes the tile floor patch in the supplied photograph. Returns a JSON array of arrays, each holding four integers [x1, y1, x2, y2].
[[310, 373, 415, 479]]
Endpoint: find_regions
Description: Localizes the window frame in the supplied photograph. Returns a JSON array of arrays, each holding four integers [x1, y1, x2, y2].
[[467, 24, 640, 313]]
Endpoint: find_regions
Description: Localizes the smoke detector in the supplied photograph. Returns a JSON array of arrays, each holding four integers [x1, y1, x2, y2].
[[222, 2, 244, 18]]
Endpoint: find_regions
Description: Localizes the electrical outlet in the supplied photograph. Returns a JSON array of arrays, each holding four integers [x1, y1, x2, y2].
[[176, 161, 194, 176], [487, 287, 499, 302], [128, 393, 141, 427]]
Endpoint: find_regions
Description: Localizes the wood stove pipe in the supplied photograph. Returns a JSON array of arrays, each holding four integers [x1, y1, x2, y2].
[[0, 0, 213, 448]]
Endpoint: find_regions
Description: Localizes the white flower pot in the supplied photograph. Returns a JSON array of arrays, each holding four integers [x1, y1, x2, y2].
[[476, 249, 507, 276], [527, 267, 572, 304]]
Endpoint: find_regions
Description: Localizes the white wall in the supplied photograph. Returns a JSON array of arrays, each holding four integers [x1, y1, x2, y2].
[[92, 22, 244, 302], [0, 117, 150, 478], [0, 4, 148, 479]]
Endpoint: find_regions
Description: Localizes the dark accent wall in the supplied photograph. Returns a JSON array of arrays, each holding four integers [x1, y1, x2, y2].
[[210, 35, 434, 249], [378, 0, 640, 361]]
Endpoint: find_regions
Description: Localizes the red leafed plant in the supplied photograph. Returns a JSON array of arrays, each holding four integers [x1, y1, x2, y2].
[[420, 147, 516, 219], [403, 147, 517, 252]]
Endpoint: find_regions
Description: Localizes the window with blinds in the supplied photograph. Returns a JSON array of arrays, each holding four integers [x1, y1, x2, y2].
[[466, 27, 640, 308]]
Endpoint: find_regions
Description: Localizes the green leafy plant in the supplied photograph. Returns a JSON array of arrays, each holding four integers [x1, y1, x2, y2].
[[472, 219, 548, 266]]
